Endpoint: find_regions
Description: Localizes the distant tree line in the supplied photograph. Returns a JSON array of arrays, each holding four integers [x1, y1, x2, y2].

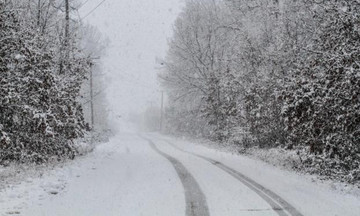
[[160, 0, 359, 182], [0, 0, 104, 164]]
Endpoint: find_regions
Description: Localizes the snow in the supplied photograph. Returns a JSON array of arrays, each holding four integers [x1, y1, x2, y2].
[[14, 54, 24, 60], [1, 133, 185, 216], [151, 136, 279, 216], [1, 129, 359, 216], [156, 133, 360, 216]]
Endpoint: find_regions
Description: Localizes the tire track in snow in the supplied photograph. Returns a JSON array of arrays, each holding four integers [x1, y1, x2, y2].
[[141, 137, 210, 216], [160, 138, 304, 216]]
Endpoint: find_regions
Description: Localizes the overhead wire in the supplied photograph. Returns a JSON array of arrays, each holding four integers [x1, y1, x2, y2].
[[81, 0, 106, 20], [78, 0, 162, 105], [78, 0, 91, 9]]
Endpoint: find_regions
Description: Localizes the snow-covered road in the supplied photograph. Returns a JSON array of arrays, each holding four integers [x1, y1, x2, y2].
[[147, 136, 302, 216], [1, 132, 360, 216]]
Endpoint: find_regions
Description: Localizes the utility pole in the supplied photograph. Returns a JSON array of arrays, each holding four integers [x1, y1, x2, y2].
[[160, 91, 164, 132], [65, 0, 69, 42], [37, 0, 41, 27], [65, 0, 70, 60], [90, 62, 94, 130], [60, 0, 70, 74], [89, 61, 95, 146]]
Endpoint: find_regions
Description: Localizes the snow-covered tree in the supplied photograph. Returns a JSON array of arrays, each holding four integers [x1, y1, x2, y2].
[[282, 0, 360, 181], [161, 0, 360, 182], [0, 0, 100, 164]]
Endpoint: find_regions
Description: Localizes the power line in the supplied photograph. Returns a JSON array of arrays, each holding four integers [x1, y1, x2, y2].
[[78, 0, 91, 9], [81, 0, 106, 20]]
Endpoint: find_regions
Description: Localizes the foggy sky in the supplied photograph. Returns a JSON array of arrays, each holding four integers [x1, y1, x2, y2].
[[78, 0, 183, 116]]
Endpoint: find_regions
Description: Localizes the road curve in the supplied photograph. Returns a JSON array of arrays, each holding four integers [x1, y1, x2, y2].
[[141, 137, 210, 216], [159, 138, 304, 216]]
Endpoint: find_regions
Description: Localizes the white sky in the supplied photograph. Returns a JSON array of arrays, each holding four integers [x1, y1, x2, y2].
[[78, 0, 183, 116]]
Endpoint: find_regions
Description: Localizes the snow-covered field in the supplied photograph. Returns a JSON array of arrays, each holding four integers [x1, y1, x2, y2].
[[1, 131, 359, 216]]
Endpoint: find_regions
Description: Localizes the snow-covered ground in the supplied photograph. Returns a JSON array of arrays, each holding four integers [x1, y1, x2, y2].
[[151, 134, 360, 216], [1, 130, 359, 215], [1, 133, 185, 216]]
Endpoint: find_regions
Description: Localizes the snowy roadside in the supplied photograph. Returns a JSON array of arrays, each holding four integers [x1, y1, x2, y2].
[[159, 133, 360, 197], [0, 139, 96, 215], [0, 129, 112, 201], [0, 153, 88, 215], [0, 161, 66, 194]]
